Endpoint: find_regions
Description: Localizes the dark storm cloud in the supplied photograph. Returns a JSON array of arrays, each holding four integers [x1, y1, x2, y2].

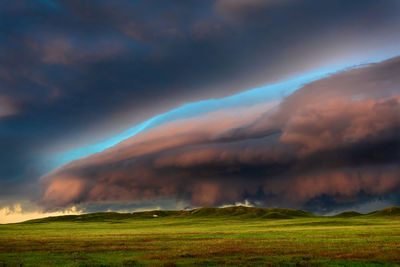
[[41, 59, 400, 212], [1, 0, 400, 210]]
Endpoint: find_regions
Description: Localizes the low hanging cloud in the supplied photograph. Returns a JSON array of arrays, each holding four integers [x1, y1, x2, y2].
[[2, 0, 400, 199], [263, 166, 400, 204], [280, 95, 400, 155], [40, 57, 400, 211]]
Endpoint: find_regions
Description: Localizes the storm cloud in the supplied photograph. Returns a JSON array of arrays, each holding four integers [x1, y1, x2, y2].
[[41, 58, 400, 211], [2, 0, 400, 181], [1, 1, 400, 217]]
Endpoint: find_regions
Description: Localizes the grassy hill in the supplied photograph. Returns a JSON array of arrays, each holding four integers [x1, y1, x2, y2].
[[186, 206, 315, 219], [365, 206, 400, 217], [22, 205, 399, 224], [23, 206, 316, 223], [1, 206, 399, 266]]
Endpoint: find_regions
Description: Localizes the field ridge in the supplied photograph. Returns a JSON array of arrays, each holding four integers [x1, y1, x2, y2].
[[20, 205, 400, 224]]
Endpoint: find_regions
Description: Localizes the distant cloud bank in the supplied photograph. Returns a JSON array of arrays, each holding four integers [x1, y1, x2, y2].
[[41, 57, 400, 212]]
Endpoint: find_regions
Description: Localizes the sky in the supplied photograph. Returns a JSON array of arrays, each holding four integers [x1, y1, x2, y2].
[[1, 0, 400, 223]]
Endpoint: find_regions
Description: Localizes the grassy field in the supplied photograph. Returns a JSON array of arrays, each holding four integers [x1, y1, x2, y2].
[[0, 206, 399, 266]]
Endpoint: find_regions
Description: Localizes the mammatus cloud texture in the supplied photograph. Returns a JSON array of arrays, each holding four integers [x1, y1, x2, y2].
[[41, 58, 400, 211]]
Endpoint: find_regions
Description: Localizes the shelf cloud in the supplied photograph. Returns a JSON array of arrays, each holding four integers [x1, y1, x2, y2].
[[41, 58, 400, 211], [1, 1, 400, 219]]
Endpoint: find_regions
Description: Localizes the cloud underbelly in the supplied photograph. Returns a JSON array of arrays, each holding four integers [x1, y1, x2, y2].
[[41, 57, 400, 210]]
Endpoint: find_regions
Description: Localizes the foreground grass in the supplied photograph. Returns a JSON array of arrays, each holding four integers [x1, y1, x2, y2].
[[0, 208, 399, 266]]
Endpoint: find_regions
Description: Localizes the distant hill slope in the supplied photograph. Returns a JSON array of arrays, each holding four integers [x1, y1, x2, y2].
[[332, 211, 363, 218], [365, 206, 400, 217], [23, 206, 315, 223], [21, 206, 400, 224], [189, 206, 315, 219]]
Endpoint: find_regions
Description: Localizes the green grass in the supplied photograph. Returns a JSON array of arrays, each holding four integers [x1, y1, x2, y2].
[[0, 206, 399, 266]]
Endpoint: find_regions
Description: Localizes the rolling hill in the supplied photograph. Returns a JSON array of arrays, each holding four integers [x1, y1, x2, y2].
[[2, 206, 399, 266], [21, 206, 399, 224]]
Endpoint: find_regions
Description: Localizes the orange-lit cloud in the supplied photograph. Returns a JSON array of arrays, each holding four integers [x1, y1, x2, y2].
[[280, 95, 400, 155], [40, 59, 400, 210], [264, 166, 400, 204]]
